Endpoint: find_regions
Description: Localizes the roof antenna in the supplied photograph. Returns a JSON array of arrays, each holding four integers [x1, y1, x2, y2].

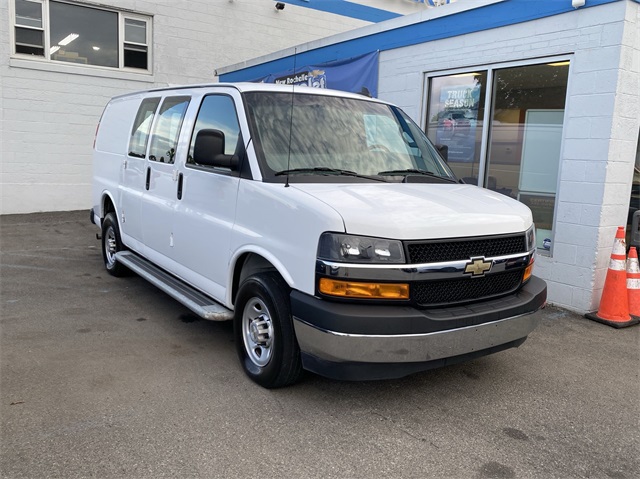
[[285, 47, 297, 188]]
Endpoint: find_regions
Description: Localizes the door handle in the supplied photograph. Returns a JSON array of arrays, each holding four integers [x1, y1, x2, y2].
[[177, 173, 184, 200], [145, 167, 151, 190]]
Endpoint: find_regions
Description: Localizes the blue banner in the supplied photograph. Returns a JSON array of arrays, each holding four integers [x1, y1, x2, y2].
[[252, 51, 379, 98]]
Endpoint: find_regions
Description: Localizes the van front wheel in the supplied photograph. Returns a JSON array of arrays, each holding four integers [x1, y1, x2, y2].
[[234, 272, 302, 388], [101, 212, 127, 277]]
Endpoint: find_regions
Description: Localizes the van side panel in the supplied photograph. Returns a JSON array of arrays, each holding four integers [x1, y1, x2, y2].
[[95, 96, 141, 154], [92, 95, 142, 241]]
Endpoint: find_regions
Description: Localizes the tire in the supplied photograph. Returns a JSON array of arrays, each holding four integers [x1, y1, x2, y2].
[[101, 212, 128, 277], [234, 272, 303, 388]]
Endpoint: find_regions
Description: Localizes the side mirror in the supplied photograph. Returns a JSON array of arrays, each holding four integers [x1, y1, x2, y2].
[[193, 129, 239, 170], [435, 144, 449, 162]]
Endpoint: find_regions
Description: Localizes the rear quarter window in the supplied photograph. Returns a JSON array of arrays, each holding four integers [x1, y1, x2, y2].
[[128, 97, 160, 158]]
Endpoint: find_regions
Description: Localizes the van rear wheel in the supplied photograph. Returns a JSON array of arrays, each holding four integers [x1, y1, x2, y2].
[[101, 212, 128, 277], [234, 272, 302, 388]]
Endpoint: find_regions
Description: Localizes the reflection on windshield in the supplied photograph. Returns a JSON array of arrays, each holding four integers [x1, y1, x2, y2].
[[244, 92, 455, 182]]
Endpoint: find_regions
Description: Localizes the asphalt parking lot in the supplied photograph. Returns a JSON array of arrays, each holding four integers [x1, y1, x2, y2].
[[1, 210, 638, 478]]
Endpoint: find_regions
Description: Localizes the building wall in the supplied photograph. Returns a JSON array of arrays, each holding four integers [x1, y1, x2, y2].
[[588, 0, 640, 312], [0, 0, 368, 214], [377, 0, 640, 313]]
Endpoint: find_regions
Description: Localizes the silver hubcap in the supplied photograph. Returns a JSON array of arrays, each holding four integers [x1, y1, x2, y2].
[[242, 297, 274, 367], [105, 227, 117, 267]]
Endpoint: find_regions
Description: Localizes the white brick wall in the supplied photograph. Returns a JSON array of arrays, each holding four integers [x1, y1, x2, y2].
[[378, 0, 640, 313], [0, 0, 367, 214]]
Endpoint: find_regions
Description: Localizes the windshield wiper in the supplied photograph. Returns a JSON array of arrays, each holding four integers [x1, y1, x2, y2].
[[377, 169, 457, 183], [275, 167, 386, 181]]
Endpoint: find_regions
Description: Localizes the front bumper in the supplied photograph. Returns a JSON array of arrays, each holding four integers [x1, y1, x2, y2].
[[291, 276, 546, 380]]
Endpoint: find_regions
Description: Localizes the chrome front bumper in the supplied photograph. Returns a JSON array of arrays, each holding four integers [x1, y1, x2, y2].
[[293, 311, 540, 364], [290, 275, 546, 379]]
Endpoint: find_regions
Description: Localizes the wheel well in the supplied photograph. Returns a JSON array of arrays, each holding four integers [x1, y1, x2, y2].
[[102, 195, 115, 218], [232, 253, 279, 305]]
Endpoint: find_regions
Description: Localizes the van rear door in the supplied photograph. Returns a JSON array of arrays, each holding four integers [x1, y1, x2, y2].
[[139, 95, 191, 269], [120, 96, 160, 250]]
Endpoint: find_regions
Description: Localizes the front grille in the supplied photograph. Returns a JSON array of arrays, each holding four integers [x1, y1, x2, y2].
[[412, 270, 523, 306], [406, 234, 526, 263]]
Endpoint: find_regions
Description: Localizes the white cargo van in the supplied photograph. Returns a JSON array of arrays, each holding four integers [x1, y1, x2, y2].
[[91, 83, 546, 388]]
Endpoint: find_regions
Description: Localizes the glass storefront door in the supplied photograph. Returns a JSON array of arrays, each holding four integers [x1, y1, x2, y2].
[[487, 62, 569, 250], [426, 60, 570, 252], [426, 71, 487, 185]]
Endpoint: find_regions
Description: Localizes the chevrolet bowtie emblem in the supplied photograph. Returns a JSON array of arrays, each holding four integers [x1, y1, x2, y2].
[[464, 257, 493, 277]]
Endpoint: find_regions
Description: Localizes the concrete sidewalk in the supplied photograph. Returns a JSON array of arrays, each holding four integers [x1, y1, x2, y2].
[[1, 211, 638, 478]]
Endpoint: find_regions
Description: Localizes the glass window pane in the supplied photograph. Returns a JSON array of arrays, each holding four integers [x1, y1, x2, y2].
[[129, 97, 160, 158], [149, 97, 190, 164], [188, 95, 241, 167], [15, 0, 42, 28], [49, 1, 118, 68], [124, 44, 148, 69], [244, 92, 453, 180], [15, 27, 44, 55], [125, 18, 146, 44], [426, 71, 487, 185], [625, 130, 639, 247], [486, 62, 569, 250]]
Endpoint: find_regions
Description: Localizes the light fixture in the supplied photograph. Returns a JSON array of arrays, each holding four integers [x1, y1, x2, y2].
[[49, 45, 60, 55], [275, 2, 285, 10], [572, 0, 586, 8], [92, 46, 100, 51], [548, 61, 570, 67], [58, 33, 79, 46]]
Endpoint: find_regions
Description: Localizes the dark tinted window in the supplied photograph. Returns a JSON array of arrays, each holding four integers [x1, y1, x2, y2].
[[49, 1, 118, 68], [124, 18, 148, 69], [15, 0, 44, 55], [128, 97, 160, 158], [148, 96, 190, 164]]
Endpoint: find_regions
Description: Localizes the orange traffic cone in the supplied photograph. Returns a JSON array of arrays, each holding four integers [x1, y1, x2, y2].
[[627, 247, 640, 321], [585, 227, 639, 328]]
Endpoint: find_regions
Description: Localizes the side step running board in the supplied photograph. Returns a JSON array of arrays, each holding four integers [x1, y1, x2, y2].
[[115, 251, 234, 321]]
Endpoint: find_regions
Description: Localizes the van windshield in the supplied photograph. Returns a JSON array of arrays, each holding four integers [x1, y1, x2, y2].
[[243, 91, 456, 183]]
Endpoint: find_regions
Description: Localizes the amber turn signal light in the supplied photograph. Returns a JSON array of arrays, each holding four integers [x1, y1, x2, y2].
[[523, 257, 535, 283], [319, 278, 409, 299]]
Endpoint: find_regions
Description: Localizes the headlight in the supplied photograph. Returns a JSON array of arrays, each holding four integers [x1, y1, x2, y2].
[[525, 225, 536, 251], [317, 232, 405, 264]]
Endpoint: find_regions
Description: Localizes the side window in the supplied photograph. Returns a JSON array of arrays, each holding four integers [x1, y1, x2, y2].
[[15, 0, 44, 56], [188, 94, 241, 168], [148, 96, 190, 164], [128, 97, 160, 158]]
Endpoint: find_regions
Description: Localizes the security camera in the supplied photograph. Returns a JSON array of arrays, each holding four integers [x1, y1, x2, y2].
[[275, 2, 285, 10]]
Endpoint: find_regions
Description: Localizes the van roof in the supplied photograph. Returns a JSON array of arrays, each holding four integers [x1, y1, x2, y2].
[[111, 82, 386, 103]]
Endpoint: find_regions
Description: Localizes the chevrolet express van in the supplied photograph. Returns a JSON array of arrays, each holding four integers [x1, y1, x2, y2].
[[91, 83, 546, 388]]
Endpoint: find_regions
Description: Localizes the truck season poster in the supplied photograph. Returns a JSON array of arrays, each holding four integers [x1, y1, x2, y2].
[[435, 84, 481, 163]]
